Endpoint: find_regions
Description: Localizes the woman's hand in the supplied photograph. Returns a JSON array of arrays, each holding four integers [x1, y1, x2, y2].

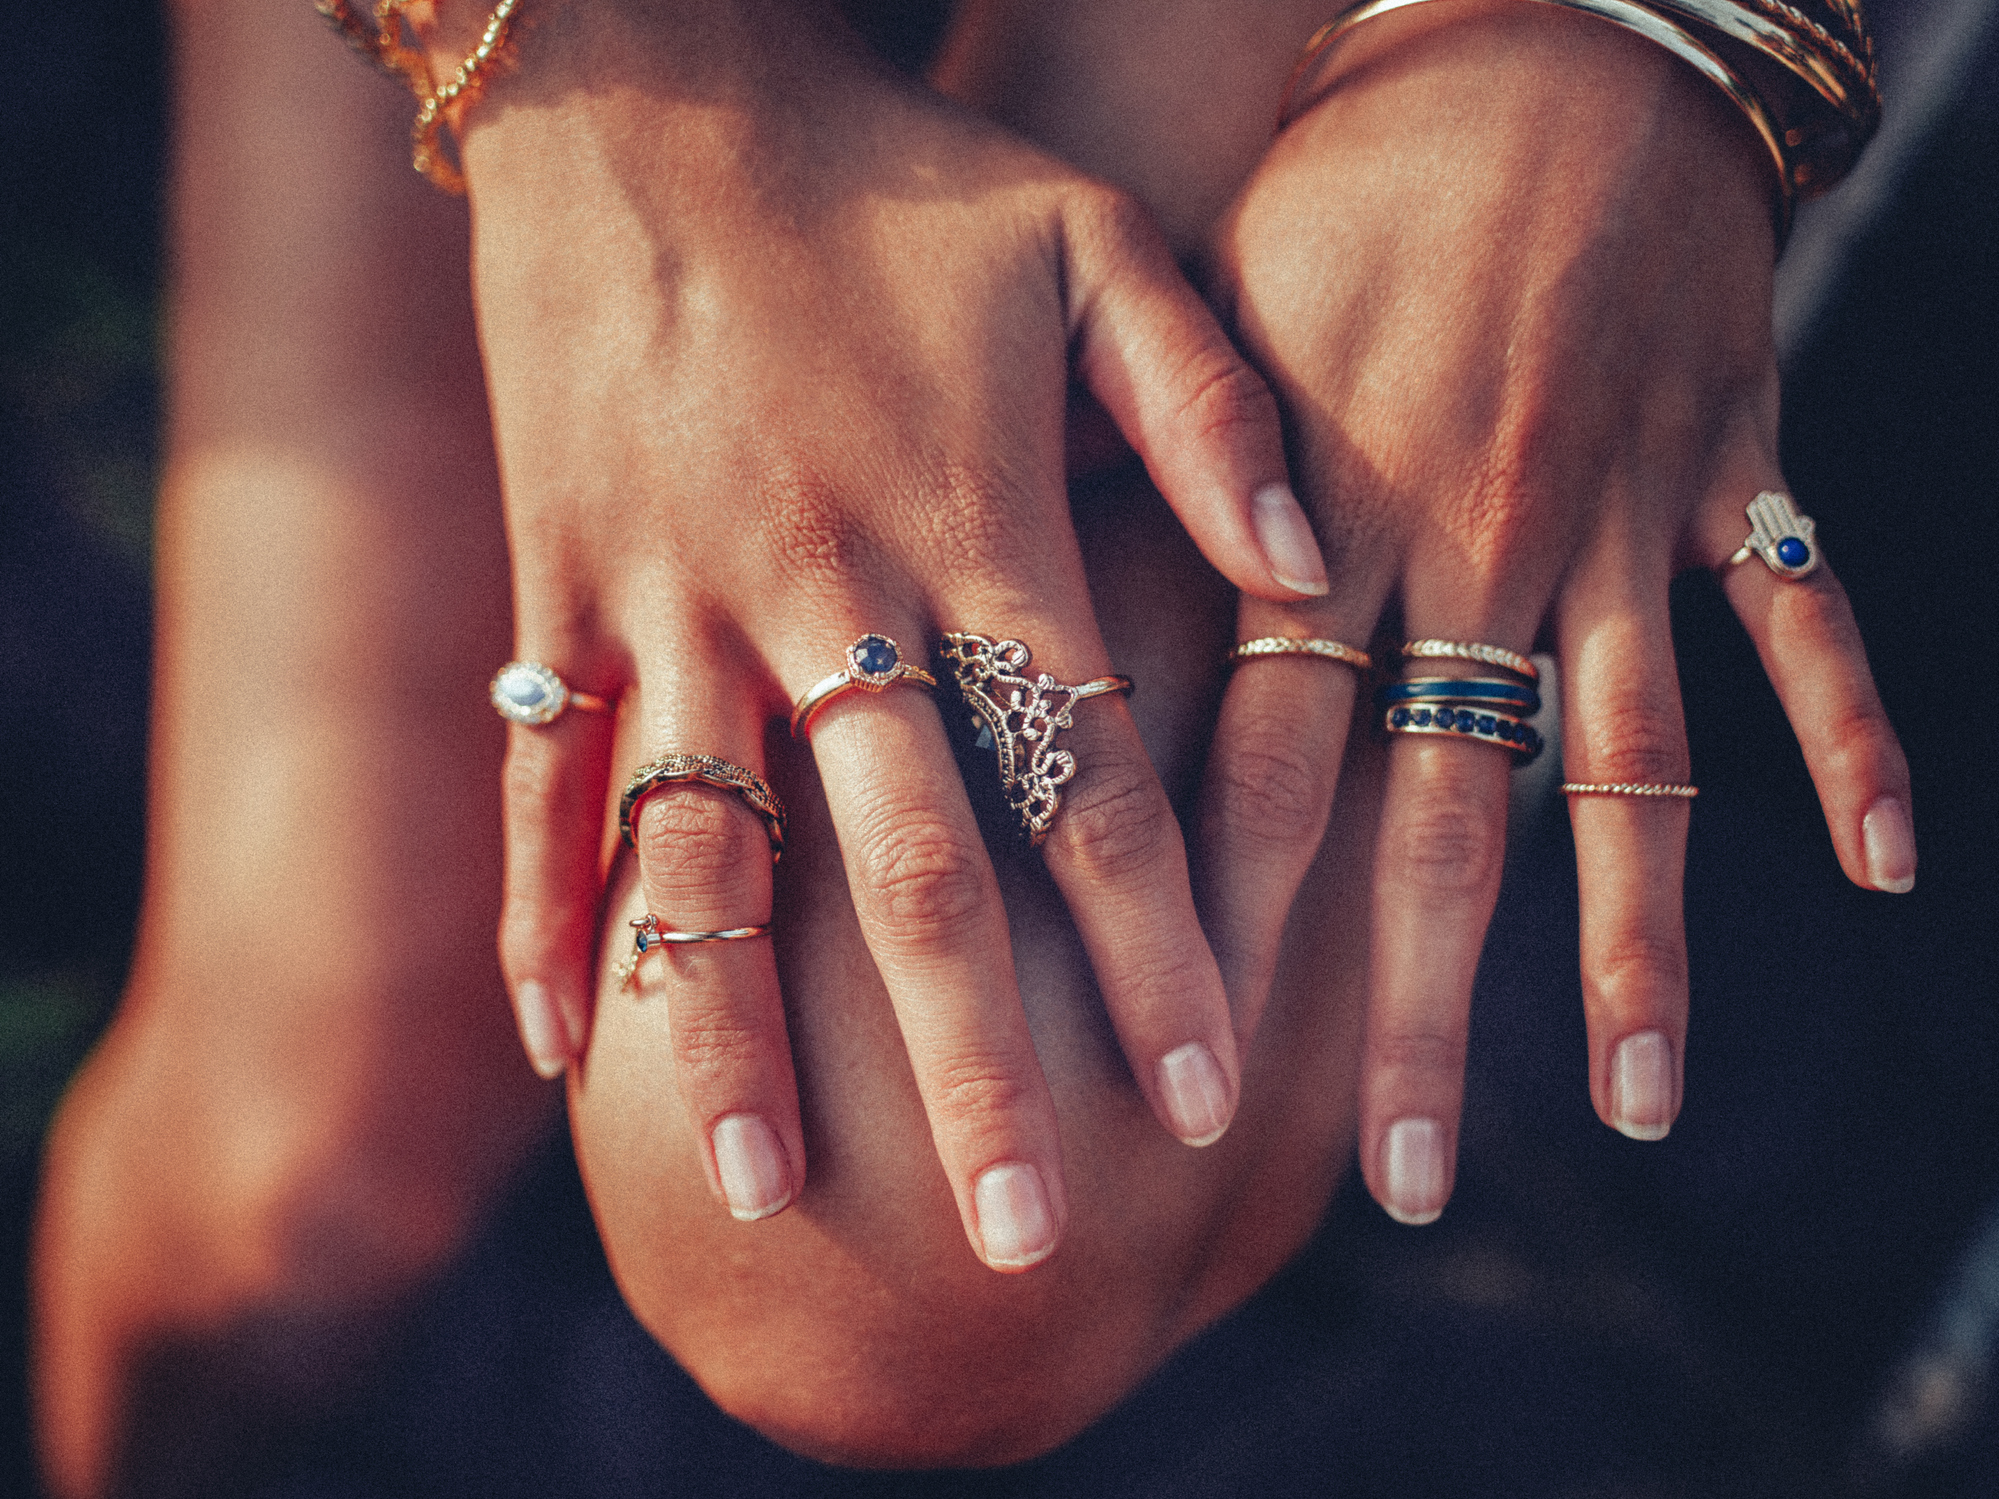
[[1193, 2, 1912, 1222], [430, 0, 1326, 1269]]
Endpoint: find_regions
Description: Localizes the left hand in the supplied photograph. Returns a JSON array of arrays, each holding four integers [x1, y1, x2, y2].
[[1191, 1, 1913, 1223]]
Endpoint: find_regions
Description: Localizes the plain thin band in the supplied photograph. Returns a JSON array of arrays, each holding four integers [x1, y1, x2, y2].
[[1562, 782, 1699, 797], [1230, 637, 1374, 672], [1070, 674, 1136, 702], [648, 924, 772, 943]]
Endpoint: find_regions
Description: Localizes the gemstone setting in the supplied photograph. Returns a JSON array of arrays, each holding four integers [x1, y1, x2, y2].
[[491, 661, 569, 726]]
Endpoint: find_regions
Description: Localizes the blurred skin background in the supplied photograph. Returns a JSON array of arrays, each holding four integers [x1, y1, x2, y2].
[[4, 1, 1998, 1495]]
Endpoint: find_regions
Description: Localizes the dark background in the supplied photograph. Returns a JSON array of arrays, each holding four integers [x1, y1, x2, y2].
[[4, 2, 1996, 1495]]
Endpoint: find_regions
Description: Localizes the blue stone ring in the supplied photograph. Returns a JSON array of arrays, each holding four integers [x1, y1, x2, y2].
[[790, 634, 940, 739], [1729, 490, 1820, 580], [490, 661, 613, 727]]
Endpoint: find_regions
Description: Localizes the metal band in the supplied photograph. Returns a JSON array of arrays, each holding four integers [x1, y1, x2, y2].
[[790, 634, 940, 739], [1071, 674, 1136, 703], [616, 916, 772, 987], [618, 754, 787, 860], [1378, 677, 1543, 715], [490, 661, 615, 726], [1562, 782, 1699, 797], [1229, 636, 1374, 672], [1384, 703, 1545, 762], [1401, 639, 1540, 682]]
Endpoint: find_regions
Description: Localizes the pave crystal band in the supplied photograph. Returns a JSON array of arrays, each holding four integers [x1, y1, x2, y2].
[[490, 661, 613, 726], [1401, 639, 1538, 682], [1561, 782, 1700, 798], [618, 754, 786, 860], [1229, 636, 1374, 672], [790, 634, 940, 739], [1383, 704, 1545, 762]]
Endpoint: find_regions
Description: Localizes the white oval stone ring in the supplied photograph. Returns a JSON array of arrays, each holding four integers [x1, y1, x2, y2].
[[489, 661, 614, 727]]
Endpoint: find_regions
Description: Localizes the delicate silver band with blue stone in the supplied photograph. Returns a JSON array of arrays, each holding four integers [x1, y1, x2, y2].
[[490, 660, 613, 727], [1729, 490, 1819, 579], [615, 915, 772, 987], [790, 634, 940, 739]]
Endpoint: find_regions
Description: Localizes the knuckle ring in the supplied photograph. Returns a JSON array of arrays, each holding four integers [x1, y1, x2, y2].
[[1229, 636, 1373, 671], [618, 754, 787, 860], [1401, 639, 1539, 682], [941, 631, 1134, 848], [1728, 489, 1819, 579], [1377, 676, 1545, 763], [1561, 782, 1699, 798], [616, 914, 771, 988], [790, 634, 940, 739], [490, 661, 614, 726]]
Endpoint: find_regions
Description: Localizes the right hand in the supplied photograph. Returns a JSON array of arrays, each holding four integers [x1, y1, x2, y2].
[[434, 0, 1327, 1270]]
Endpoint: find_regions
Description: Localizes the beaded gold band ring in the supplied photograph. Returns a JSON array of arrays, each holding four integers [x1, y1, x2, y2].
[[1729, 491, 1820, 579], [1401, 639, 1539, 682], [1562, 782, 1700, 798], [615, 915, 773, 987], [1229, 636, 1374, 672], [940, 632, 1135, 847], [490, 662, 613, 726], [790, 635, 940, 739], [618, 755, 787, 861]]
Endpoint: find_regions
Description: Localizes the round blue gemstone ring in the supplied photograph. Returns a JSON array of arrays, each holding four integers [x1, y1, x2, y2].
[[790, 634, 941, 739]]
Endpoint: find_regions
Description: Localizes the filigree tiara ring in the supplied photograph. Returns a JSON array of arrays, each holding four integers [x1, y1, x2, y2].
[[940, 632, 1135, 848], [1729, 490, 1820, 579], [619, 754, 787, 861], [790, 634, 941, 739], [490, 661, 613, 726]]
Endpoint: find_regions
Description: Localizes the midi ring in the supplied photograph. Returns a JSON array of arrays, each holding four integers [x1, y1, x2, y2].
[[940, 632, 1134, 847], [1729, 490, 1819, 579], [619, 754, 787, 860], [790, 634, 940, 739], [1229, 636, 1374, 672], [1562, 782, 1699, 798], [616, 914, 772, 987], [1383, 703, 1544, 762], [490, 661, 613, 726], [1401, 639, 1538, 682]]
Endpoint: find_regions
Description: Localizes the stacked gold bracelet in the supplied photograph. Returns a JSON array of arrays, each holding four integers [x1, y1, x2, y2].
[[1279, 0, 1878, 235], [316, 0, 524, 192]]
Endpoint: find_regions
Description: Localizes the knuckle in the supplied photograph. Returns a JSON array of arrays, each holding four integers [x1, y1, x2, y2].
[[672, 1006, 772, 1093], [752, 456, 887, 597], [1051, 752, 1179, 886], [1169, 353, 1281, 451], [1574, 698, 1688, 785], [1591, 928, 1689, 1001], [500, 735, 566, 823], [1384, 783, 1504, 898], [923, 1051, 1039, 1134], [636, 788, 769, 908], [1208, 720, 1332, 856], [851, 808, 992, 949], [1371, 1028, 1466, 1081]]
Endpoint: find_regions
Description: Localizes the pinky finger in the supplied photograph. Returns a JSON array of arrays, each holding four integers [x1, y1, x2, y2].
[[1715, 498, 1915, 893]]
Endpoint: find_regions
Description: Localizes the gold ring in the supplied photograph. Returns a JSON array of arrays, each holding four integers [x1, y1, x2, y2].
[[1561, 782, 1699, 798], [790, 634, 940, 739], [1229, 636, 1373, 671], [619, 754, 786, 860], [940, 632, 1134, 848], [1401, 639, 1538, 682], [616, 916, 772, 987], [490, 661, 613, 726]]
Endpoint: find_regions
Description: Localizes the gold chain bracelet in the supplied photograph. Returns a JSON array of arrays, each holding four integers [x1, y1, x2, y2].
[[316, 0, 523, 192]]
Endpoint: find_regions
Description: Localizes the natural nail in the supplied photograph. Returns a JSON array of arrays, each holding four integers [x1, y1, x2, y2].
[[1251, 482, 1329, 597], [514, 980, 568, 1080], [713, 1113, 793, 1222], [973, 1162, 1057, 1269], [1609, 1030, 1675, 1141], [1158, 1041, 1232, 1146], [1381, 1117, 1447, 1225], [1862, 797, 1916, 893]]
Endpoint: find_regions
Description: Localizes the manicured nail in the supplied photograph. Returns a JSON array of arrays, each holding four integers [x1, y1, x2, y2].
[[1862, 797, 1916, 893], [973, 1162, 1057, 1269], [713, 1113, 792, 1222], [1251, 482, 1329, 597], [1609, 1030, 1674, 1141], [1381, 1117, 1446, 1225], [514, 981, 568, 1080], [1158, 1041, 1232, 1146]]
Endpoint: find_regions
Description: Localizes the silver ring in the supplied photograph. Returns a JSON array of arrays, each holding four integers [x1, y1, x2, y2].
[[616, 915, 772, 987], [491, 661, 613, 726], [1728, 490, 1819, 579]]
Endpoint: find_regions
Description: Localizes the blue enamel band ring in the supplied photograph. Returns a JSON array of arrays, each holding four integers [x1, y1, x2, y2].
[[615, 915, 772, 987], [491, 661, 613, 726], [1378, 677, 1542, 716], [618, 754, 787, 861], [790, 634, 940, 739], [1729, 490, 1819, 579], [1384, 703, 1544, 762]]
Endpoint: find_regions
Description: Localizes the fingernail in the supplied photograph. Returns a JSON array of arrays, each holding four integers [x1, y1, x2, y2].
[[1251, 482, 1329, 597], [1158, 1041, 1232, 1146], [514, 981, 568, 1080], [1609, 1030, 1675, 1141], [713, 1113, 793, 1222], [973, 1162, 1057, 1269], [1381, 1117, 1446, 1225], [1862, 797, 1916, 893]]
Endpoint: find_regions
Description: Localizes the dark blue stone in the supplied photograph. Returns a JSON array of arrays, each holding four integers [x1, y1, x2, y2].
[[635, 930, 650, 953], [974, 724, 996, 752], [1776, 536, 1810, 568], [1391, 708, 1411, 727], [854, 636, 899, 676], [1476, 714, 1497, 734], [1413, 709, 1432, 727]]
